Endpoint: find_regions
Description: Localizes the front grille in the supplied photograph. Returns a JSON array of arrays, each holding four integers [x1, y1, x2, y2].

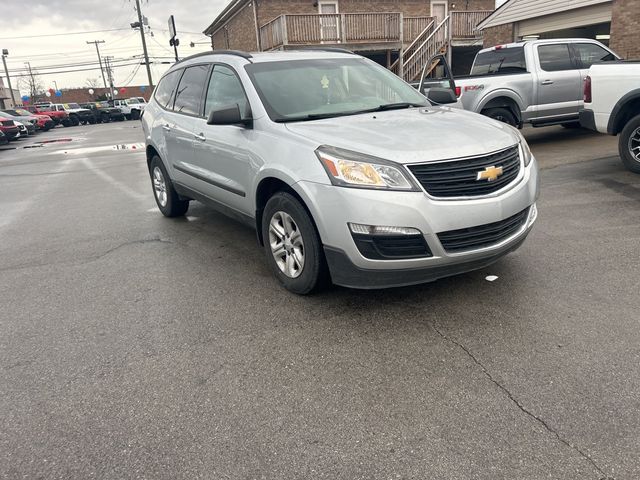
[[408, 145, 521, 198], [438, 207, 530, 253], [352, 234, 432, 260]]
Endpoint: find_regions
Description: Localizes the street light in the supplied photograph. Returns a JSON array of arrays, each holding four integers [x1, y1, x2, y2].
[[1, 49, 16, 106]]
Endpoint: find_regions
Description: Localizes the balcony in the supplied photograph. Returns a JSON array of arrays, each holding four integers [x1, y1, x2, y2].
[[258, 11, 491, 52]]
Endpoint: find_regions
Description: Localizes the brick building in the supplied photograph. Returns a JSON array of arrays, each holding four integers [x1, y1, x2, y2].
[[30, 86, 153, 105], [478, 0, 640, 59], [203, 0, 495, 79]]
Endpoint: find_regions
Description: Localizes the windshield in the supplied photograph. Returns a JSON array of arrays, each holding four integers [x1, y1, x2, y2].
[[67, 103, 81, 109], [15, 109, 31, 116], [2, 110, 18, 116], [471, 47, 527, 75], [38, 105, 54, 112], [245, 58, 427, 122]]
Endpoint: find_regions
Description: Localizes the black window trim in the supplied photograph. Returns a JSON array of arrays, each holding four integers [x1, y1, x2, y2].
[[202, 61, 252, 121], [169, 63, 213, 118], [536, 43, 580, 72], [154, 67, 184, 112]]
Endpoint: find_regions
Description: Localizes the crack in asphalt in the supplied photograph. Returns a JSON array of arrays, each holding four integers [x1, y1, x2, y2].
[[430, 321, 613, 480]]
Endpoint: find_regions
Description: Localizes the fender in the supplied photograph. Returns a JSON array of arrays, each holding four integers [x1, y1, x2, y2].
[[476, 88, 526, 118], [607, 88, 640, 134]]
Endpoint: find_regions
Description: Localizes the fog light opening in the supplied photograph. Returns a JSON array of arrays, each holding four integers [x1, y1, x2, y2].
[[348, 223, 422, 236], [528, 203, 538, 226]]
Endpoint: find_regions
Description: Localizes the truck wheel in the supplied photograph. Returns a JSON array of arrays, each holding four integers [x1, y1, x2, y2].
[[262, 192, 329, 295], [619, 114, 640, 174], [101, 114, 110, 123], [149, 156, 189, 217], [125, 114, 131, 120], [62, 119, 72, 127], [483, 108, 517, 127], [70, 115, 80, 126], [131, 110, 140, 120]]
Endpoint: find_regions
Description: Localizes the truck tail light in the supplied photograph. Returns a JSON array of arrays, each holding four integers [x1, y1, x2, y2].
[[583, 76, 592, 103], [455, 86, 461, 97]]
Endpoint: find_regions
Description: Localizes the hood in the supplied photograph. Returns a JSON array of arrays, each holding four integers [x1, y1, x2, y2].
[[284, 106, 520, 164]]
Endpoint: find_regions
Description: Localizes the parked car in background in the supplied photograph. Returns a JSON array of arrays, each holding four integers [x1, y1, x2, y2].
[[0, 109, 40, 132], [0, 117, 21, 140], [110, 98, 144, 120], [142, 50, 539, 294], [62, 103, 94, 125], [580, 60, 640, 173], [0, 129, 8, 146], [25, 105, 71, 127], [11, 108, 55, 131], [80, 102, 126, 123], [14, 120, 35, 137], [425, 39, 618, 128]]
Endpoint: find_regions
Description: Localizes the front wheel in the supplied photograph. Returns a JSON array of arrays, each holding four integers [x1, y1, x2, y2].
[[69, 115, 80, 126], [262, 192, 329, 294], [61, 119, 72, 127], [619, 114, 640, 174], [483, 107, 517, 127], [130, 110, 140, 120], [149, 156, 189, 217]]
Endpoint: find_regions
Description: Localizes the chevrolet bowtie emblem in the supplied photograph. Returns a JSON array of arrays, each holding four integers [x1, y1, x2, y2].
[[476, 165, 504, 182]]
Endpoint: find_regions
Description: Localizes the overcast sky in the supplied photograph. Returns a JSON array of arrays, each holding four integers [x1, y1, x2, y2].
[[0, 0, 226, 95], [1, 0, 505, 96]]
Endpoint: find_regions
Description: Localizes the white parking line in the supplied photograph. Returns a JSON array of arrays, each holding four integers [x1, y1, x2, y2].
[[79, 156, 147, 202]]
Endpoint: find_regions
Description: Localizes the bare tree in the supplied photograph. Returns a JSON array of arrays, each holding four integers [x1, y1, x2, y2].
[[17, 72, 44, 100], [85, 77, 101, 88]]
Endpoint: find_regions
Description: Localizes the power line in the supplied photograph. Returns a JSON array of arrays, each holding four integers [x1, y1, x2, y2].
[[0, 28, 131, 41]]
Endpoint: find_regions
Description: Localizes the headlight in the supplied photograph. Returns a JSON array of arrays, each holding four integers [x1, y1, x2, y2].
[[315, 145, 418, 191], [519, 138, 533, 167]]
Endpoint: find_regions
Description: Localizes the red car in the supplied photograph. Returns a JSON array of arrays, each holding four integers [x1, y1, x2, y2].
[[23, 105, 71, 127], [13, 108, 55, 131], [0, 117, 21, 141]]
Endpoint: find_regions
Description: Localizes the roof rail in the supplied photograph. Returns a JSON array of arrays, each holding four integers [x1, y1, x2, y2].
[[174, 49, 253, 66], [299, 47, 355, 55]]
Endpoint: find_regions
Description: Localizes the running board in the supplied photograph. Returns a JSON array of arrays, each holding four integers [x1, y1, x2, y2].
[[530, 116, 579, 128]]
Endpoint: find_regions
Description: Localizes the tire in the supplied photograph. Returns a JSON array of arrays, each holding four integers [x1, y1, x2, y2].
[[101, 114, 110, 124], [131, 109, 140, 120], [89, 118, 96, 125], [125, 114, 131, 120], [69, 115, 80, 126], [61, 119, 72, 127], [261, 192, 329, 294], [619, 114, 640, 174], [483, 107, 517, 127], [149, 156, 189, 217]]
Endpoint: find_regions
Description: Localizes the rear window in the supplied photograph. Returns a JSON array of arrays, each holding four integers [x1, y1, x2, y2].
[[471, 47, 527, 75]]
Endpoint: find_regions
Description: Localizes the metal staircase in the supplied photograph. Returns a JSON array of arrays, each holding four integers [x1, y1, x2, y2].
[[391, 16, 451, 82]]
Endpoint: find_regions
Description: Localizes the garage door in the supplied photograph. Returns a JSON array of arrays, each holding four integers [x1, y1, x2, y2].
[[519, 3, 612, 36]]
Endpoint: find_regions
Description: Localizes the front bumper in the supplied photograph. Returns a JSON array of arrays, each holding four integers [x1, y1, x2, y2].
[[295, 158, 539, 289]]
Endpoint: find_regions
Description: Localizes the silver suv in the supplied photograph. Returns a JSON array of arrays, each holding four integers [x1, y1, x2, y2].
[[142, 50, 539, 294]]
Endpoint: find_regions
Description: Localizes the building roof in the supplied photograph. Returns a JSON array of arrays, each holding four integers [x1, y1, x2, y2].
[[203, 0, 251, 36], [477, 0, 611, 30]]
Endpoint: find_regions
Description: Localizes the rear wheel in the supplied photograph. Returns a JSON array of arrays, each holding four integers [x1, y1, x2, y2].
[[61, 118, 72, 127], [619, 114, 640, 174], [483, 107, 517, 127], [262, 192, 329, 294], [149, 156, 189, 217], [131, 109, 140, 120], [101, 114, 110, 123], [69, 115, 80, 126]]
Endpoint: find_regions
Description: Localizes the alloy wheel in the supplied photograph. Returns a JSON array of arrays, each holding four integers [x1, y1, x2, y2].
[[152, 166, 168, 207], [629, 126, 640, 163], [269, 211, 305, 278]]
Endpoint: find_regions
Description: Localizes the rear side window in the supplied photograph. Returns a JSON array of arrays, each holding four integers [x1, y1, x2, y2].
[[204, 65, 249, 117], [154, 69, 182, 109], [173, 65, 210, 116], [538, 44, 574, 72], [572, 43, 615, 68], [471, 47, 526, 75]]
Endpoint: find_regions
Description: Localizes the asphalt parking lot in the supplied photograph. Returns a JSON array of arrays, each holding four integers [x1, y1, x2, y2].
[[1, 121, 638, 479]]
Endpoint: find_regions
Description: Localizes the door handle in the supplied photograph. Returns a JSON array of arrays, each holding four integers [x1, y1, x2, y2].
[[541, 80, 554, 85], [194, 133, 206, 142], [162, 124, 171, 132]]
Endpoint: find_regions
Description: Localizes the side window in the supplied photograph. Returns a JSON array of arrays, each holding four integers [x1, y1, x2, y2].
[[204, 65, 249, 118], [572, 43, 615, 69], [173, 65, 209, 115], [154, 69, 182, 109], [538, 44, 575, 72]]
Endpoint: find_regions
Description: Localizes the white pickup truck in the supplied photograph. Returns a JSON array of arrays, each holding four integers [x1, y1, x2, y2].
[[110, 98, 146, 120], [579, 61, 640, 173], [419, 38, 618, 128]]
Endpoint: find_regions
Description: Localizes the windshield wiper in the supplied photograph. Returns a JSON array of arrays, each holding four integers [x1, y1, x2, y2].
[[275, 103, 425, 123], [373, 102, 425, 111]]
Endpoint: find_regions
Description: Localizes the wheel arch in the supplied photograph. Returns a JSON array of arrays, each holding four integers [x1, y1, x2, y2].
[[478, 92, 524, 126], [608, 89, 640, 135]]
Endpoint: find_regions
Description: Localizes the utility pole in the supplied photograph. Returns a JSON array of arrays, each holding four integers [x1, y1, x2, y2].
[[86, 40, 108, 89], [134, 0, 153, 88], [104, 56, 115, 100], [1, 49, 16, 107]]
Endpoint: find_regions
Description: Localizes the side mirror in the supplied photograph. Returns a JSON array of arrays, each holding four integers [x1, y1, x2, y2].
[[207, 104, 252, 127], [427, 87, 457, 105]]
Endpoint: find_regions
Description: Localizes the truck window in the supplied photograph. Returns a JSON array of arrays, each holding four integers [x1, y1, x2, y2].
[[572, 43, 615, 69], [538, 44, 574, 72], [470, 47, 526, 75]]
